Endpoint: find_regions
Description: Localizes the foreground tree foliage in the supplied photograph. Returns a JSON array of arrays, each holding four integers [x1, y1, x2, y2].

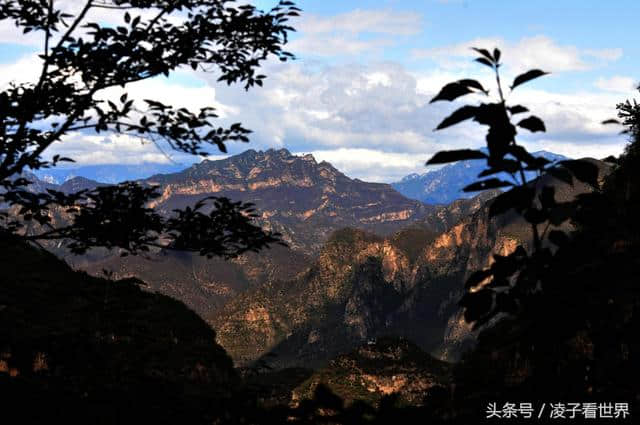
[[426, 49, 640, 422], [0, 0, 300, 257], [427, 48, 602, 328]]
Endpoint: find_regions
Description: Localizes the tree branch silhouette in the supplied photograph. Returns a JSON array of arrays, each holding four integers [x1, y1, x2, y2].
[[0, 0, 300, 257]]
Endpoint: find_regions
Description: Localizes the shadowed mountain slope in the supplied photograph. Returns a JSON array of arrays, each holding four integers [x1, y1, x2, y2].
[[0, 238, 238, 423]]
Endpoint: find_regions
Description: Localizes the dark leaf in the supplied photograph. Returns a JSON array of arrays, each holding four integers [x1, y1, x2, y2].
[[524, 156, 551, 171], [549, 202, 575, 226], [475, 57, 493, 68], [430, 82, 474, 103], [492, 250, 524, 278], [602, 118, 621, 125], [517, 116, 546, 132], [539, 185, 556, 209], [489, 186, 536, 217], [493, 48, 501, 63], [478, 159, 520, 177], [547, 166, 574, 185], [426, 149, 488, 165], [559, 159, 599, 187], [435, 105, 478, 130], [508, 105, 529, 115], [507, 145, 537, 164], [471, 47, 494, 62], [506, 145, 551, 171], [463, 178, 514, 192], [457, 79, 488, 93], [511, 69, 549, 90]]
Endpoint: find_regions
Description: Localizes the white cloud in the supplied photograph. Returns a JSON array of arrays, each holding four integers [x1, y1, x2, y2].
[[97, 76, 236, 118], [49, 133, 178, 165], [0, 21, 41, 46], [0, 53, 41, 88], [148, 54, 627, 181], [595, 76, 638, 93], [289, 9, 422, 58], [205, 60, 443, 155], [521, 139, 623, 161], [47, 131, 228, 165], [412, 35, 622, 74], [289, 36, 392, 57], [299, 9, 422, 36], [297, 148, 427, 182]]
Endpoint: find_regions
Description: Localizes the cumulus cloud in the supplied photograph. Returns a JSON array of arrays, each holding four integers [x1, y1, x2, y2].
[[38, 54, 628, 181], [201, 55, 629, 180], [204, 61, 443, 154], [46, 131, 228, 166], [297, 148, 427, 183], [49, 133, 181, 165], [299, 9, 422, 36], [289, 9, 423, 57], [289, 36, 393, 57], [0, 53, 41, 88], [97, 75, 236, 119], [412, 35, 622, 74]]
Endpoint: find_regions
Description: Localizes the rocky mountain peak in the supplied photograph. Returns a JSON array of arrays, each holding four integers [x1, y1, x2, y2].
[[266, 147, 292, 157], [138, 149, 439, 254], [170, 148, 337, 186]]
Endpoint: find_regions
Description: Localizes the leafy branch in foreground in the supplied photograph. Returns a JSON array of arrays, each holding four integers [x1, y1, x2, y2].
[[0, 0, 300, 257], [427, 47, 600, 329], [2, 182, 282, 258]]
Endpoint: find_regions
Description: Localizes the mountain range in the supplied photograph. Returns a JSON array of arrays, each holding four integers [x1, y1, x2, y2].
[[211, 158, 610, 369], [142, 148, 440, 253], [22, 149, 458, 319], [391, 150, 569, 204], [33, 162, 186, 185], [14, 147, 607, 375]]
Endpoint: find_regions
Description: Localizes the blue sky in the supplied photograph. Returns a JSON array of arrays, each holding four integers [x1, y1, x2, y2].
[[1, 1, 638, 182]]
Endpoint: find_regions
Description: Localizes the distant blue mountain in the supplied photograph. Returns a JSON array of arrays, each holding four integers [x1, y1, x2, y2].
[[391, 150, 569, 205], [33, 163, 188, 184]]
